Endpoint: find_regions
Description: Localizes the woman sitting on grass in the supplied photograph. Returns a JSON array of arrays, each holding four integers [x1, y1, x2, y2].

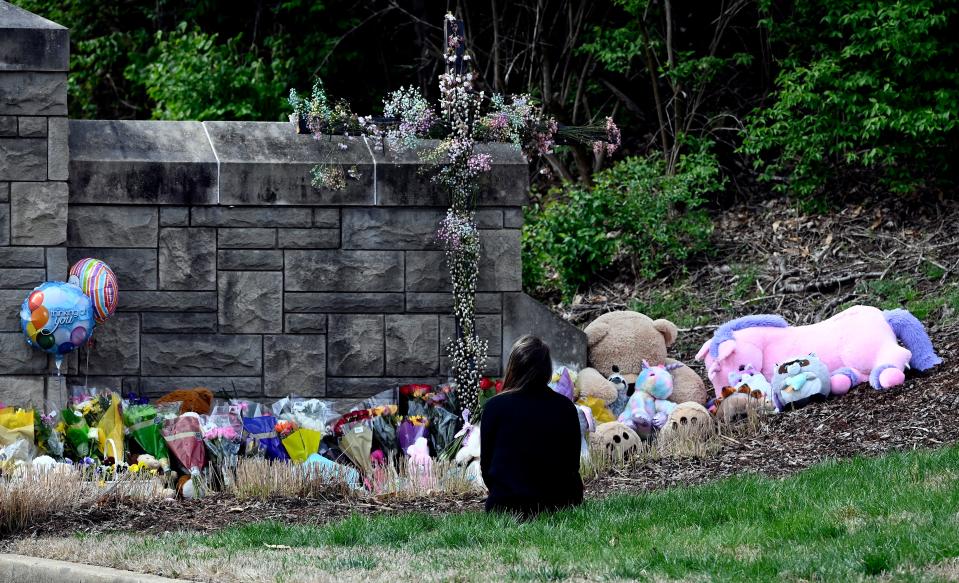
[[481, 335, 584, 516]]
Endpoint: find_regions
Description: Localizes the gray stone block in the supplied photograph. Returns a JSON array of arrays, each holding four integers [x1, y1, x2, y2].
[[0, 72, 66, 115], [0, 268, 44, 288], [476, 209, 504, 229], [371, 141, 529, 207], [67, 248, 157, 290], [141, 312, 218, 334], [478, 229, 522, 292], [326, 376, 442, 398], [0, 375, 45, 407], [0, 116, 15, 136], [341, 208, 443, 250], [68, 205, 157, 247], [285, 250, 403, 292], [140, 334, 262, 376], [191, 206, 312, 228], [217, 249, 282, 271], [277, 228, 340, 249], [0, 138, 46, 180], [502, 292, 587, 370], [0, 289, 30, 331], [218, 228, 276, 249], [17, 116, 46, 137], [158, 227, 216, 290], [0, 203, 7, 245], [10, 181, 67, 245], [0, 181, 8, 202], [0, 332, 47, 374], [284, 292, 405, 313], [47, 116, 67, 180], [203, 121, 375, 205], [0, 2, 69, 72], [504, 208, 524, 228], [0, 247, 43, 267], [406, 251, 450, 292], [284, 313, 327, 333], [440, 314, 503, 355], [159, 206, 190, 227], [405, 292, 502, 314], [85, 312, 140, 375], [264, 335, 326, 397], [130, 376, 263, 398], [119, 291, 217, 312], [69, 120, 217, 204], [45, 246, 66, 281], [218, 271, 283, 333], [385, 314, 439, 376], [327, 314, 384, 376], [313, 208, 339, 228]]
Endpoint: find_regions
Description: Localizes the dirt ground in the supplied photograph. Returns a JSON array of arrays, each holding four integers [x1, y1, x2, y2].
[[7, 194, 959, 540]]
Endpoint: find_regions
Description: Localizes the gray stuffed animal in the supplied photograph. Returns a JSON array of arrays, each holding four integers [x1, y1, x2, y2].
[[771, 353, 831, 411]]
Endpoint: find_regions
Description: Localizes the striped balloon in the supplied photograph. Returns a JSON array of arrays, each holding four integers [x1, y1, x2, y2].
[[68, 258, 118, 323]]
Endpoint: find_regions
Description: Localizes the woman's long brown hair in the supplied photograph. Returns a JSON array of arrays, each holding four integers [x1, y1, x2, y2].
[[501, 335, 553, 393]]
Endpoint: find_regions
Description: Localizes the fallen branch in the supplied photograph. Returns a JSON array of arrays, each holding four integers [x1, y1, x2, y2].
[[780, 271, 884, 294]]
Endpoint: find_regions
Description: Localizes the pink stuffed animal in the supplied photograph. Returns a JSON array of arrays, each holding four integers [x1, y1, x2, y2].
[[696, 306, 941, 395]]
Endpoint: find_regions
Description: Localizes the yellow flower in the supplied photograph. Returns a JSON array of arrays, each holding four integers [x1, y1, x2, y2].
[[129, 463, 141, 473]]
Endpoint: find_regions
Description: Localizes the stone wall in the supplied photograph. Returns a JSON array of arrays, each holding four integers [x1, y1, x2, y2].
[[0, 1, 585, 408], [0, 1, 69, 406]]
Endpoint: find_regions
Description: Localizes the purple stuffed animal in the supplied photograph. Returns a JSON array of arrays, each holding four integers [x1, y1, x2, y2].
[[696, 306, 941, 396]]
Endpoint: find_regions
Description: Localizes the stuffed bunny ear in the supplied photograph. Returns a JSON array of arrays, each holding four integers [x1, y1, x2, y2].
[[642, 359, 650, 369], [695, 340, 711, 361], [652, 319, 678, 347]]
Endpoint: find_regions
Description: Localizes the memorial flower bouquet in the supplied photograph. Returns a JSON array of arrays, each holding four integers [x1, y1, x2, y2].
[[123, 403, 170, 464], [162, 413, 207, 496], [202, 416, 242, 487], [242, 415, 289, 461]]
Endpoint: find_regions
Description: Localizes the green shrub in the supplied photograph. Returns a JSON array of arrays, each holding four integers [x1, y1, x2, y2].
[[522, 144, 720, 298], [742, 0, 959, 200], [126, 23, 290, 121]]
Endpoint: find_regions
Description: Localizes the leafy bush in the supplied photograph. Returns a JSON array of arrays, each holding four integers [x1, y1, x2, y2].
[[742, 0, 959, 199], [523, 144, 721, 298], [126, 23, 290, 121]]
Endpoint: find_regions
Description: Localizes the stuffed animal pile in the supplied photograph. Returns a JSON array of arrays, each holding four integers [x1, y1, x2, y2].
[[575, 306, 943, 454]]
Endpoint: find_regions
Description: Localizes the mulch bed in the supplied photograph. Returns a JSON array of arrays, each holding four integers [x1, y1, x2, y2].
[[589, 340, 959, 496]]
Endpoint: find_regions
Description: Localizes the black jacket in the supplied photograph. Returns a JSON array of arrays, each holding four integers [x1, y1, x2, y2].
[[480, 386, 584, 515]]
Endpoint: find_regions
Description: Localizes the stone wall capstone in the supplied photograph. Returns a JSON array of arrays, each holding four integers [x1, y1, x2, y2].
[[0, 0, 586, 408]]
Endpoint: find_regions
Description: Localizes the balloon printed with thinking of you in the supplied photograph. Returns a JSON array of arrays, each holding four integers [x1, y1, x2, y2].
[[20, 281, 95, 367]]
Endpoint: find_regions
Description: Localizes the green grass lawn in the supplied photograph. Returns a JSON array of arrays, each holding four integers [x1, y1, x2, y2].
[[15, 446, 959, 582]]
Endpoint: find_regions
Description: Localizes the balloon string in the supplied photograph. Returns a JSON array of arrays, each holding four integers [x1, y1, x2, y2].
[[85, 345, 90, 389]]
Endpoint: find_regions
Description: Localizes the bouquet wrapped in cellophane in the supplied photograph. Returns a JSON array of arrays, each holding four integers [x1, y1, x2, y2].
[[274, 397, 332, 464], [123, 403, 170, 466], [241, 415, 289, 461], [162, 413, 207, 497], [201, 413, 243, 487]]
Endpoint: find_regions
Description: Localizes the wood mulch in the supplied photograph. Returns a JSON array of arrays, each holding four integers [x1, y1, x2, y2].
[[588, 341, 959, 496]]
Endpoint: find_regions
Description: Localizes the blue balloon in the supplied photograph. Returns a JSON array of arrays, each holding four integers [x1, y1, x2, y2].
[[20, 281, 96, 357]]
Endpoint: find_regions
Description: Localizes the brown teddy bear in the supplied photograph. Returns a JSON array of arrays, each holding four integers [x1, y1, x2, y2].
[[584, 311, 707, 405]]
